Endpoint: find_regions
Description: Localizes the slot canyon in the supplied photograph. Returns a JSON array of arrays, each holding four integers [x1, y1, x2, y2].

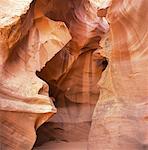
[[0, 0, 148, 150]]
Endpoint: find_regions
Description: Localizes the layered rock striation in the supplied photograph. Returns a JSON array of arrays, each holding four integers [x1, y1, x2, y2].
[[0, 0, 71, 149], [0, 0, 147, 150], [88, 0, 148, 149]]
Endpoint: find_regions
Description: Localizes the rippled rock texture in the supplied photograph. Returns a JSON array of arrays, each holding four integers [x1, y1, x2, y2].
[[0, 0, 71, 149], [34, 0, 109, 148], [0, 0, 107, 149], [0, 0, 147, 150], [88, 0, 148, 149]]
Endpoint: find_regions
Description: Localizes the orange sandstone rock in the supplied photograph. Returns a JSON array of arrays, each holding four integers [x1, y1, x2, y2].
[[0, 0, 71, 149], [88, 0, 148, 149]]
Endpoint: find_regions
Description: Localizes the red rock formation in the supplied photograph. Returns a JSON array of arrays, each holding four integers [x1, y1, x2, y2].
[[34, 0, 109, 148], [1, 0, 147, 150], [0, 0, 109, 149], [0, 0, 71, 149], [88, 0, 148, 149]]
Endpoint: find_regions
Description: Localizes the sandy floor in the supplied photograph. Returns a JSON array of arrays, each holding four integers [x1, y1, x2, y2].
[[34, 141, 87, 150]]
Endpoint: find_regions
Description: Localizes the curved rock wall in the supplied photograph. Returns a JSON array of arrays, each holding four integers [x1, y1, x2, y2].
[[0, 0, 71, 149], [1, 0, 147, 150], [0, 0, 111, 149], [88, 0, 148, 149]]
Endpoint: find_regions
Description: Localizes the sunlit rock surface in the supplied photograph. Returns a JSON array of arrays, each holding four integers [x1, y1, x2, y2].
[[0, 0, 71, 149], [88, 0, 148, 149], [35, 0, 109, 148], [0, 0, 108, 149], [1, 0, 147, 150]]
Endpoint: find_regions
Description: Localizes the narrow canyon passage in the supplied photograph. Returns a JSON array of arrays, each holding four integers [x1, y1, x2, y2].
[[34, 47, 108, 149], [0, 0, 148, 150], [33, 0, 109, 148], [0, 0, 110, 149]]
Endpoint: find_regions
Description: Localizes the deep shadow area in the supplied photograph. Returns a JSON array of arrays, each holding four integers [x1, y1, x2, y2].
[[34, 55, 108, 148]]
